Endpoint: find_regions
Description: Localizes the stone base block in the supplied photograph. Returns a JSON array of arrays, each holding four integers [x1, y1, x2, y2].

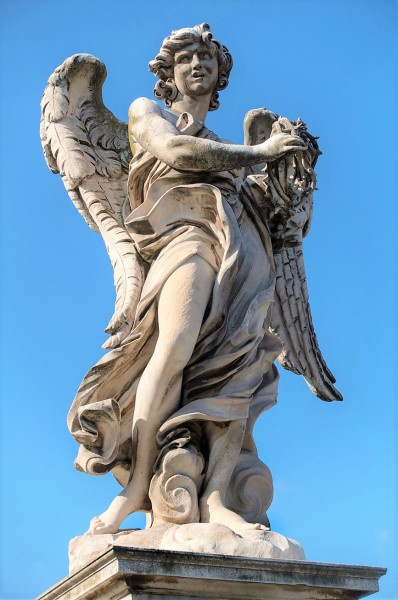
[[37, 546, 386, 600]]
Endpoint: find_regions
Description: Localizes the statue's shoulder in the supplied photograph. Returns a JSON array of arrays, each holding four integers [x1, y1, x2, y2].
[[129, 97, 159, 118], [128, 98, 177, 130]]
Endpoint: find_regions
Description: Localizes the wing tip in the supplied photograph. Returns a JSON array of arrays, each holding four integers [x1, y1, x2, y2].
[[310, 382, 343, 402]]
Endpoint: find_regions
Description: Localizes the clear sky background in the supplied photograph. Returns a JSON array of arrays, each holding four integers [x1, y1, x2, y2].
[[0, 1, 396, 598]]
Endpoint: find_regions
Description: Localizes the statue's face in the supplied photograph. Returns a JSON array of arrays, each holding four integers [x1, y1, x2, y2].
[[173, 41, 219, 99]]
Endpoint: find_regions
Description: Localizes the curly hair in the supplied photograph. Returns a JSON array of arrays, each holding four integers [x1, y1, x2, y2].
[[149, 23, 233, 111]]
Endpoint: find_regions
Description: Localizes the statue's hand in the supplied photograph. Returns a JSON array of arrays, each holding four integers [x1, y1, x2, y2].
[[259, 133, 307, 162]]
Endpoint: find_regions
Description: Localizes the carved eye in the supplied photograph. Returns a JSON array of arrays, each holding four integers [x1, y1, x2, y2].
[[177, 55, 191, 64], [199, 52, 211, 60]]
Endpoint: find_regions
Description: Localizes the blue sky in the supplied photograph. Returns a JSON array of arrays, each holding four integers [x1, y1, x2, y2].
[[0, 0, 396, 598]]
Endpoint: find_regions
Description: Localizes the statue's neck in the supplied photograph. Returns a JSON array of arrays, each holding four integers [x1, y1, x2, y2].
[[170, 94, 210, 124]]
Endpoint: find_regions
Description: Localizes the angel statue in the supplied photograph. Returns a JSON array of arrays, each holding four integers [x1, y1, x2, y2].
[[40, 23, 341, 551]]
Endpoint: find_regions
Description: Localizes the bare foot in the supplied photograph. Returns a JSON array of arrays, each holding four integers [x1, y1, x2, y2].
[[86, 495, 135, 535], [200, 496, 270, 537], [87, 513, 120, 535]]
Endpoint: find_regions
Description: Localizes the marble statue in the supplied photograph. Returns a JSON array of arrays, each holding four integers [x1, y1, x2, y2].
[[40, 23, 341, 557]]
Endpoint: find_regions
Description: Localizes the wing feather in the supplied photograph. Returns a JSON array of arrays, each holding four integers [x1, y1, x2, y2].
[[273, 246, 341, 400], [40, 54, 144, 349], [242, 109, 342, 401]]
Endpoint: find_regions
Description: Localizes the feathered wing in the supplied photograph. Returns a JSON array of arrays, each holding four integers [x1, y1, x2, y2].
[[243, 109, 342, 401], [40, 54, 145, 349]]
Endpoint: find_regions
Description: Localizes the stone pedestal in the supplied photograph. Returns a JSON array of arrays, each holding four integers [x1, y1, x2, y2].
[[37, 546, 386, 600]]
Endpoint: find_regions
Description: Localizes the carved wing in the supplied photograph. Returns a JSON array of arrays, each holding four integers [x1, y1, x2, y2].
[[40, 54, 145, 349], [243, 109, 342, 401]]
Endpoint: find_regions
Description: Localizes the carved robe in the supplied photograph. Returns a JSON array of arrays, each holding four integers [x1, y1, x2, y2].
[[67, 123, 281, 505]]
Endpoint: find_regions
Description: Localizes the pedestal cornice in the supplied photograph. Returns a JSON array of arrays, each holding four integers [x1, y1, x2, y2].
[[36, 546, 387, 600]]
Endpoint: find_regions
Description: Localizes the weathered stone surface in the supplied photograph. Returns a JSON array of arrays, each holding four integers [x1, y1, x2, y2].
[[37, 26, 385, 600], [69, 524, 304, 574], [160, 524, 305, 560], [37, 547, 386, 600], [40, 22, 342, 549]]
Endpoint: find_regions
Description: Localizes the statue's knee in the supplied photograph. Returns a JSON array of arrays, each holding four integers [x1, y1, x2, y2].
[[156, 334, 192, 373]]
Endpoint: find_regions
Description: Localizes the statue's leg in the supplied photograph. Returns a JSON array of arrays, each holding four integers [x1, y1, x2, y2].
[[88, 255, 215, 534], [199, 420, 270, 535]]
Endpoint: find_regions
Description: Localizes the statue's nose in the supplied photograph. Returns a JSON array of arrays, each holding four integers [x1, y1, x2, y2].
[[192, 54, 202, 69]]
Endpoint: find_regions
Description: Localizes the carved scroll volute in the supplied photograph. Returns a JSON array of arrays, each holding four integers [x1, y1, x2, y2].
[[149, 444, 205, 527], [225, 451, 273, 528]]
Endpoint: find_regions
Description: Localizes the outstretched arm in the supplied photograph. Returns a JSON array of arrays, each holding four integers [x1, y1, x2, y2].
[[128, 98, 306, 172]]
